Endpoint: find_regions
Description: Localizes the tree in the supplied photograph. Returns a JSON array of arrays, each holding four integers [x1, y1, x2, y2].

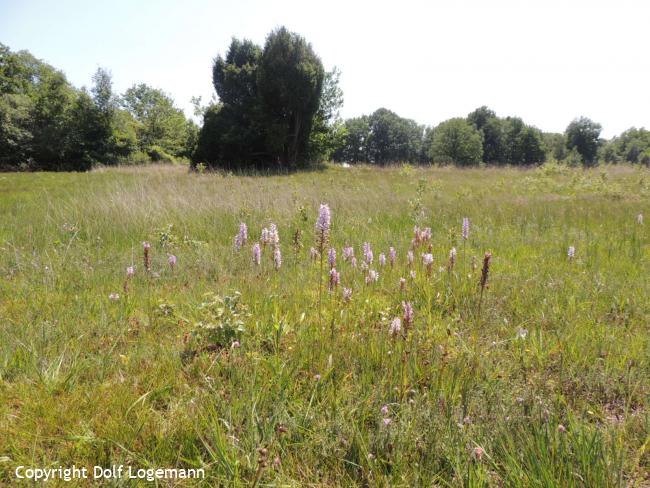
[[429, 118, 483, 166], [122, 83, 193, 159], [198, 38, 266, 166], [87, 68, 116, 160], [543, 132, 567, 161], [257, 27, 324, 167], [366, 108, 423, 164], [606, 127, 650, 164], [466, 107, 546, 165], [194, 27, 326, 169], [333, 115, 370, 163], [467, 106, 496, 131], [308, 67, 346, 161], [483, 118, 506, 164], [501, 117, 545, 165], [565, 117, 602, 165], [333, 109, 424, 164]]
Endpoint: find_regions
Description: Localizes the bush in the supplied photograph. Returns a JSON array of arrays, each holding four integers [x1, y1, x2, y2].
[[147, 145, 176, 163]]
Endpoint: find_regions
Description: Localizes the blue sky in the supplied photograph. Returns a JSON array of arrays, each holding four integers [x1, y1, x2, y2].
[[1, 0, 648, 137]]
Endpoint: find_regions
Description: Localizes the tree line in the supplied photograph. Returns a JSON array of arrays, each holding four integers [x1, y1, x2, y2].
[[0, 43, 197, 170], [1, 29, 649, 171]]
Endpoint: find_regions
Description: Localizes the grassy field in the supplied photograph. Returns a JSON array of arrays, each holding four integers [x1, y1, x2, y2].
[[0, 163, 649, 486]]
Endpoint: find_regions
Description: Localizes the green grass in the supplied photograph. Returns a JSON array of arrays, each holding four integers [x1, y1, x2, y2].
[[0, 163, 649, 486]]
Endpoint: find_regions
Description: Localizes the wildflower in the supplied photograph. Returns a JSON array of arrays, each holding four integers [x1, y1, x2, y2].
[[269, 223, 280, 247], [315, 203, 331, 250], [252, 243, 261, 265], [381, 405, 390, 415], [637, 213, 643, 225], [342, 245, 354, 261], [462, 217, 470, 240], [142, 241, 151, 272], [399, 277, 406, 291], [407, 250, 414, 265], [109, 292, 120, 301], [472, 447, 485, 461], [292, 228, 302, 253], [342, 287, 352, 302], [480, 252, 492, 290], [360, 260, 368, 271], [234, 222, 248, 251], [316, 203, 331, 234], [382, 418, 392, 426], [273, 246, 282, 269], [389, 247, 396, 266], [168, 254, 177, 269], [261, 227, 270, 245], [313, 374, 321, 382], [350, 256, 357, 268], [558, 424, 567, 433], [402, 301, 414, 329], [567, 246, 575, 259], [363, 242, 373, 264], [413, 226, 432, 247], [231, 340, 240, 349], [328, 247, 337, 268], [410, 270, 416, 279], [389, 317, 401, 336], [423, 253, 433, 275], [366, 269, 379, 283], [413, 226, 421, 246], [379, 252, 386, 267], [309, 246, 319, 261], [329, 268, 340, 290], [123, 268, 132, 293], [448, 247, 457, 271]]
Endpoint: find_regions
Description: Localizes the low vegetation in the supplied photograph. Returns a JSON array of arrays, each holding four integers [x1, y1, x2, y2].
[[1, 163, 648, 485]]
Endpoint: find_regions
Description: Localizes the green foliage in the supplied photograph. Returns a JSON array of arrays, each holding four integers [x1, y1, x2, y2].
[[0, 43, 195, 170], [193, 27, 325, 169], [147, 145, 176, 163], [258, 27, 324, 167], [334, 108, 424, 164], [333, 115, 370, 163], [602, 127, 650, 165], [429, 117, 483, 165], [0, 93, 33, 168], [467, 107, 546, 165], [308, 68, 345, 161], [122, 83, 194, 159], [565, 116, 602, 165], [543, 132, 568, 161], [185, 292, 248, 355]]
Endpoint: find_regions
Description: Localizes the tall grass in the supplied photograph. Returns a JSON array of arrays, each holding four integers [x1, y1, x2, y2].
[[0, 163, 648, 486]]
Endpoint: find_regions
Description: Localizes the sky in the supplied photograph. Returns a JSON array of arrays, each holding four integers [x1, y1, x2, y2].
[[1, 0, 648, 138]]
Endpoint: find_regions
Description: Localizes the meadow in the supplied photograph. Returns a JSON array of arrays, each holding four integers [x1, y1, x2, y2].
[[0, 163, 649, 486]]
